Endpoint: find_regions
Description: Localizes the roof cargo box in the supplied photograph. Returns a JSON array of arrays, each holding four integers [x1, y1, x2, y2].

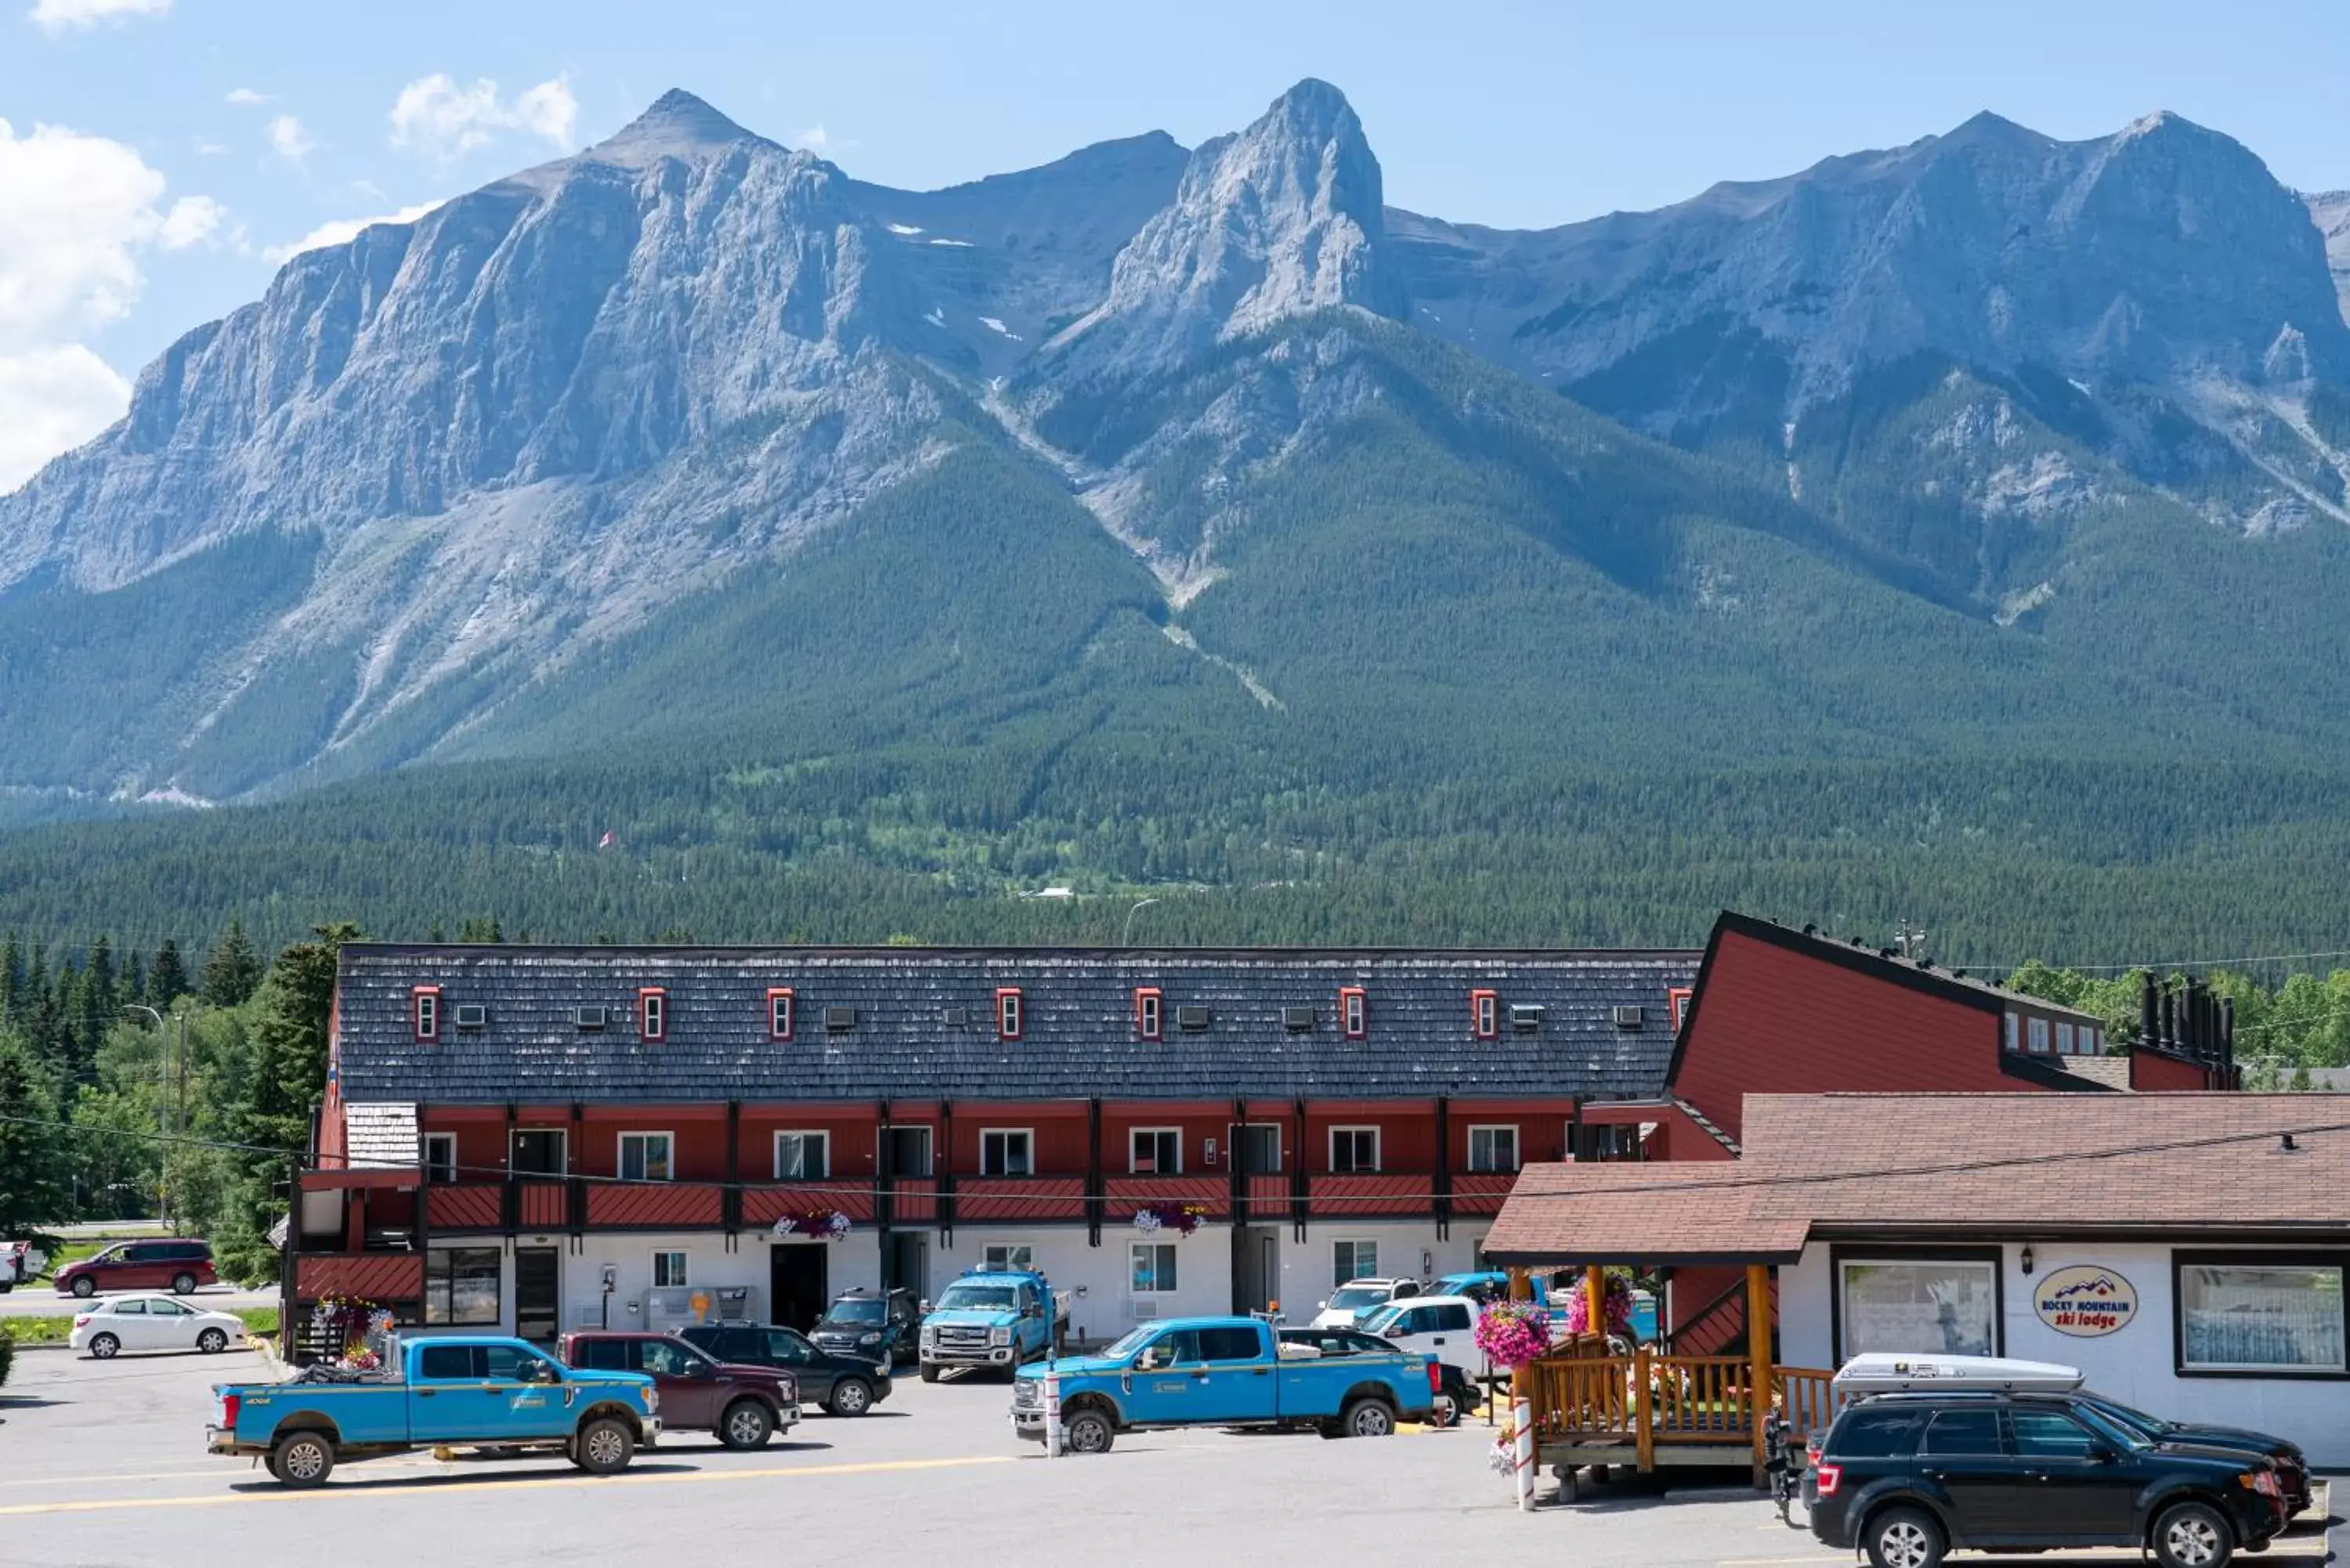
[[1831, 1353, 2083, 1393]]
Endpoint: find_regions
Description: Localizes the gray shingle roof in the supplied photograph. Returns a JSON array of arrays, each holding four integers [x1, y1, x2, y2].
[[334, 945, 1700, 1105]]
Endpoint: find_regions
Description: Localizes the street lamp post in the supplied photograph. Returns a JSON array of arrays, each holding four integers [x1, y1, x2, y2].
[[121, 1003, 192, 1230], [1122, 898, 1162, 946]]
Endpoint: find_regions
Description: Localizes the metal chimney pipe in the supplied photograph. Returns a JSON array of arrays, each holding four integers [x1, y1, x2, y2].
[[2160, 986, 2177, 1051], [2140, 972, 2160, 1049], [2219, 997, 2236, 1067]]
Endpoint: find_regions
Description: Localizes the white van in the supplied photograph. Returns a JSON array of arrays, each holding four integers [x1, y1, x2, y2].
[[1359, 1293, 1483, 1371]]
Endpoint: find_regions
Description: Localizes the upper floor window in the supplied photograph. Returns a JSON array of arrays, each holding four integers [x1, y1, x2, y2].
[[620, 1131, 674, 1183], [1668, 986, 1694, 1031], [412, 985, 442, 1042], [1133, 987, 1162, 1040], [1467, 1125, 1519, 1172], [638, 987, 667, 1043], [1339, 986, 1367, 1039], [1330, 1126, 1380, 1173], [2005, 1012, 2020, 1053], [996, 988, 1024, 1041], [2055, 1022, 2077, 1055], [1130, 1128, 1180, 1174], [1470, 989, 1498, 1040], [767, 988, 794, 1041], [774, 1130, 829, 1180], [2028, 1017, 2050, 1053], [421, 1132, 457, 1185], [981, 1128, 1033, 1177]]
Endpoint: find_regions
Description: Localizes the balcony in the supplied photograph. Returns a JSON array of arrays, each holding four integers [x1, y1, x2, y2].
[[1449, 1172, 1517, 1215], [1104, 1175, 1227, 1221], [741, 1184, 877, 1227], [1311, 1172, 1425, 1217], [425, 1184, 502, 1231], [515, 1181, 567, 1230], [954, 1176, 1085, 1223], [584, 1182, 724, 1228], [295, 1252, 425, 1302], [891, 1178, 942, 1226]]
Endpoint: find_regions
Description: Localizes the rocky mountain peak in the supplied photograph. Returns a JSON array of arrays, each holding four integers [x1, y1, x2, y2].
[[1041, 78, 1400, 380], [580, 87, 768, 168]]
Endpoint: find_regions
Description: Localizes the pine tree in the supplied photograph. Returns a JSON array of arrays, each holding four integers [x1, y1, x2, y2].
[[457, 916, 504, 943], [0, 1032, 73, 1234], [148, 938, 190, 1006], [199, 920, 263, 1009], [0, 932, 19, 1025]]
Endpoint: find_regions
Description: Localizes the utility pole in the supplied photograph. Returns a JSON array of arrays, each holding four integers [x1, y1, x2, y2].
[[1893, 920, 1929, 961], [123, 1004, 169, 1227]]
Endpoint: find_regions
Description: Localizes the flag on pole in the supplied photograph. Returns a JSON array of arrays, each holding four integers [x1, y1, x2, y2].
[[597, 831, 615, 849]]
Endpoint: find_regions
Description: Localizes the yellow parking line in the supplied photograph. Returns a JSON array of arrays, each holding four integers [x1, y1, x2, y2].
[[0, 1454, 1014, 1518]]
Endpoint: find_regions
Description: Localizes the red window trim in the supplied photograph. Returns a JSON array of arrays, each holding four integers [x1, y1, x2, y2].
[[767, 987, 794, 1042], [412, 985, 442, 1043], [1470, 988, 1498, 1040], [1668, 986, 1694, 1032], [1338, 985, 1367, 1040], [996, 987, 1024, 1042], [1133, 987, 1163, 1041], [638, 986, 668, 1043]]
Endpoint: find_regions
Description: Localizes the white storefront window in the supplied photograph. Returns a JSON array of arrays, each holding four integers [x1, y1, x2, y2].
[[1838, 1256, 1998, 1359], [2179, 1261, 2345, 1373]]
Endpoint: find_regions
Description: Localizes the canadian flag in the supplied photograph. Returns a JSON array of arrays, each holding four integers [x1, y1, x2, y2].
[[597, 831, 616, 849]]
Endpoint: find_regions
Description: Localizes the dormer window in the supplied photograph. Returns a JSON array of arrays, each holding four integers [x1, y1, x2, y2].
[[412, 985, 442, 1042], [1134, 987, 1162, 1041], [1668, 986, 1694, 1031], [638, 987, 667, 1043], [1470, 989, 1498, 1040], [996, 987, 1023, 1041], [1339, 986, 1367, 1039], [768, 988, 794, 1042]]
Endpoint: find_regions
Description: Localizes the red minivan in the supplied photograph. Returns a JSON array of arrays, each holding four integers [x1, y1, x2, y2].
[[52, 1238, 216, 1298]]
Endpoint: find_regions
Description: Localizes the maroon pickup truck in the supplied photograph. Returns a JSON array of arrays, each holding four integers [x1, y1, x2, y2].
[[559, 1331, 800, 1450]]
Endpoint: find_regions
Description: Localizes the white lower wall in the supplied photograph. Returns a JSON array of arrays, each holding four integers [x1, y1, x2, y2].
[[1781, 1239, 2350, 1465]]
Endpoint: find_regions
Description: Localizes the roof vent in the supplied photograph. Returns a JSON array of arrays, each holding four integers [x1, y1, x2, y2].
[[1282, 1006, 1315, 1032], [1509, 1004, 1544, 1031], [574, 1006, 608, 1031], [825, 1006, 859, 1033], [942, 1006, 970, 1027], [1611, 1005, 1645, 1029], [454, 1003, 488, 1030], [1802, 923, 1817, 936], [1177, 1005, 1212, 1033]]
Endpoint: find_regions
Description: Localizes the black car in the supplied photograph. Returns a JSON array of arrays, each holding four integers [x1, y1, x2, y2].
[[2068, 1390, 2311, 1516], [679, 1321, 893, 1417], [1806, 1390, 2288, 1568], [809, 1288, 920, 1364]]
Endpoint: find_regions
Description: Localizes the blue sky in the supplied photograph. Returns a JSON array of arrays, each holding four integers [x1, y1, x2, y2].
[[3, 0, 2348, 488]]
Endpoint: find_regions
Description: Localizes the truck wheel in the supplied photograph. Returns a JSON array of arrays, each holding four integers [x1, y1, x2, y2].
[[1064, 1408, 1115, 1455], [826, 1377, 873, 1418], [2153, 1501, 2234, 1568], [1864, 1507, 1946, 1568], [718, 1399, 773, 1450], [171, 1271, 197, 1295], [269, 1431, 336, 1489], [1340, 1398, 1397, 1438], [571, 1416, 636, 1474], [919, 1363, 941, 1383]]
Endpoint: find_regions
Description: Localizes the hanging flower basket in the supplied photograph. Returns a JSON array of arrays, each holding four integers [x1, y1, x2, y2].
[[1473, 1300, 1553, 1370], [1130, 1203, 1207, 1237], [310, 1295, 394, 1369], [1561, 1272, 1635, 1336], [773, 1209, 852, 1241]]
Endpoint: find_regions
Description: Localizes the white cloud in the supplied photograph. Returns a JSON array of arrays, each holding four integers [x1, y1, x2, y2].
[[0, 345, 128, 491], [191, 138, 228, 157], [27, 0, 168, 35], [223, 86, 270, 107], [266, 114, 314, 164], [261, 199, 443, 264], [389, 73, 576, 162], [0, 117, 219, 491], [794, 124, 830, 152]]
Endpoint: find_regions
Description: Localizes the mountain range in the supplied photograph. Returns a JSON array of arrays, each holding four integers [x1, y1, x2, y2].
[[5, 79, 2350, 955]]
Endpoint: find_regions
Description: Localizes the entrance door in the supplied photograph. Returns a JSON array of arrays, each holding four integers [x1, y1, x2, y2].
[[884, 1126, 933, 1177], [884, 1230, 929, 1300], [514, 1247, 560, 1341], [770, 1244, 830, 1331], [1232, 1227, 1278, 1315]]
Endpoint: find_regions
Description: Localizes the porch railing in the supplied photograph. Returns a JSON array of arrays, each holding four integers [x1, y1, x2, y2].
[[1524, 1350, 1847, 1472]]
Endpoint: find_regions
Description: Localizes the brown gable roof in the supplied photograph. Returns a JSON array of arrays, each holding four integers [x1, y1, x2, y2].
[[1485, 1093, 2350, 1266]]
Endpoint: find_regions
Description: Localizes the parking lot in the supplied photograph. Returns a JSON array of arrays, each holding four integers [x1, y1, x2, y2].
[[0, 1346, 2336, 1566]]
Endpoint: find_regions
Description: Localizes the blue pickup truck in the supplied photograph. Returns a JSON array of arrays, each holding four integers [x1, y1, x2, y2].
[[1010, 1315, 1437, 1453], [208, 1336, 660, 1487], [918, 1268, 1068, 1381]]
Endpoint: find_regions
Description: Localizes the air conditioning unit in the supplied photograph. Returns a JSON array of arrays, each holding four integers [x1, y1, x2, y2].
[[1127, 1299, 1160, 1320], [454, 1003, 489, 1030], [1177, 1006, 1212, 1033], [1612, 1005, 1646, 1029], [826, 1006, 859, 1033], [1509, 1004, 1544, 1032], [942, 1006, 970, 1027], [575, 1006, 609, 1031], [1282, 1006, 1315, 1032]]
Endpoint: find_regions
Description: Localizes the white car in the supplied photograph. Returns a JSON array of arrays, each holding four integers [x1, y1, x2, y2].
[[69, 1293, 244, 1359], [1309, 1277, 1423, 1330], [1359, 1293, 1484, 1373]]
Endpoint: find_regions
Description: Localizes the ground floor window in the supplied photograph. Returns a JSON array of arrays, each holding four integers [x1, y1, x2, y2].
[[1333, 1239, 1379, 1286], [1130, 1243, 1178, 1294], [653, 1249, 689, 1289], [2176, 1253, 2346, 1375], [1837, 1253, 1998, 1360], [984, 1242, 1035, 1273], [425, 1246, 501, 1325]]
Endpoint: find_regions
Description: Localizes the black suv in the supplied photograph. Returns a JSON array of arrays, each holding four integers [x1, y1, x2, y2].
[[809, 1288, 919, 1364], [2067, 1389, 2311, 1517], [1806, 1390, 2288, 1568], [679, 1321, 893, 1417]]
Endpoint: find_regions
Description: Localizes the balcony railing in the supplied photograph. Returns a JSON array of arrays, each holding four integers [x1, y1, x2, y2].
[[953, 1176, 1086, 1223], [295, 1251, 425, 1302]]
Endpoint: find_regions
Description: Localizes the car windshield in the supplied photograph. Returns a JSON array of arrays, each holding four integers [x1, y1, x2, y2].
[[1360, 1305, 1405, 1333], [1104, 1326, 1156, 1359], [935, 1284, 1014, 1312], [2072, 1404, 2155, 1453], [2077, 1393, 2162, 1436], [1329, 1286, 1387, 1310], [823, 1299, 887, 1324]]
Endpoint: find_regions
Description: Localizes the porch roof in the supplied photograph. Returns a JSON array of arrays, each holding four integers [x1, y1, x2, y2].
[[1484, 1092, 2350, 1266]]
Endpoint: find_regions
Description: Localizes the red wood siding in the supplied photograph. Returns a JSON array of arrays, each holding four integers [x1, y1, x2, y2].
[[1672, 929, 2005, 1140], [297, 1252, 425, 1301], [516, 1181, 566, 1229], [1312, 1173, 1424, 1216], [1104, 1175, 1227, 1220], [954, 1177, 1086, 1223], [742, 1185, 877, 1226], [584, 1183, 724, 1227], [426, 1185, 501, 1230], [948, 1114, 1087, 1175], [2131, 1052, 2212, 1091], [1450, 1173, 1517, 1215]]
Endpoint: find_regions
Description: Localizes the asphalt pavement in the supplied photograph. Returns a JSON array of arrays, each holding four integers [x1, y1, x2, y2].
[[0, 1350, 2334, 1567]]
